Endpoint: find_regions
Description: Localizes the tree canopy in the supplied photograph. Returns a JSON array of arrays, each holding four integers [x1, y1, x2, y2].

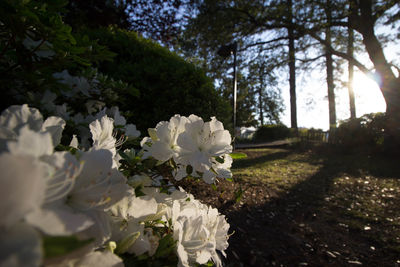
[[179, 0, 400, 145]]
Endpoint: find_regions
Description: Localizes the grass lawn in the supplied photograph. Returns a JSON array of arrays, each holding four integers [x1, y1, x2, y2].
[[178, 144, 400, 266]]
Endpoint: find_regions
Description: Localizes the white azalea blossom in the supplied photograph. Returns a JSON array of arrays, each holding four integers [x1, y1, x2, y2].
[[125, 124, 141, 138], [0, 153, 46, 228], [0, 102, 231, 267], [141, 115, 190, 161], [109, 188, 171, 257], [147, 188, 230, 267], [78, 210, 114, 247], [68, 149, 129, 211], [89, 116, 116, 154], [109, 106, 126, 126], [0, 104, 66, 152], [7, 126, 53, 158], [26, 152, 94, 236], [172, 200, 229, 267], [142, 114, 232, 184], [0, 104, 43, 134], [74, 250, 124, 267], [136, 187, 230, 267], [53, 70, 91, 97], [26, 201, 94, 237], [42, 116, 66, 147], [0, 223, 42, 267], [23, 37, 55, 59], [111, 215, 155, 256], [202, 154, 233, 184], [176, 116, 232, 173]]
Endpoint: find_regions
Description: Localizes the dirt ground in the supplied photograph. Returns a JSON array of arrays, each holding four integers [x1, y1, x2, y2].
[[175, 146, 400, 267]]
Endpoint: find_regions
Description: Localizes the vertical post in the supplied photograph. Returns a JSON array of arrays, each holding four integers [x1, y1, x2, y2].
[[288, 0, 297, 131], [348, 23, 356, 119], [232, 43, 237, 150], [217, 42, 238, 150]]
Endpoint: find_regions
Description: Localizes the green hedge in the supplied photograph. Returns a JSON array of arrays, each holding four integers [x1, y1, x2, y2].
[[83, 27, 231, 132], [253, 124, 294, 142], [334, 112, 386, 149]]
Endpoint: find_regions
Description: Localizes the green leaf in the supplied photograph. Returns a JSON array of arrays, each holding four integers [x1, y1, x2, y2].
[[230, 152, 247, 159], [119, 150, 131, 161], [215, 156, 224, 164], [154, 234, 176, 258], [135, 185, 146, 197], [43, 236, 93, 258], [115, 232, 140, 254]]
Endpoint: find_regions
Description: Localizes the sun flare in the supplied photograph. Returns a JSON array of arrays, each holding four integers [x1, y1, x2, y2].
[[352, 71, 386, 116]]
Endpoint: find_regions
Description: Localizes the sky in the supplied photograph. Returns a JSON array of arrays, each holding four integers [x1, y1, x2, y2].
[[280, 67, 388, 131], [280, 26, 399, 131]]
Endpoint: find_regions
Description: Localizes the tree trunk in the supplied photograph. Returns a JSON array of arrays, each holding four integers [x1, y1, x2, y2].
[[357, 0, 400, 146], [347, 24, 356, 119], [288, 0, 297, 130], [259, 74, 264, 126], [326, 0, 336, 130]]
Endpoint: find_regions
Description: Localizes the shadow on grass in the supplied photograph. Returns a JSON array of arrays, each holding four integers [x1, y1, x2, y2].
[[232, 150, 295, 169], [224, 147, 400, 267]]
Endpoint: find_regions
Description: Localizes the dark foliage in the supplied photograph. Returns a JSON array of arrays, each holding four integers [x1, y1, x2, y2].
[[254, 124, 294, 142], [333, 112, 386, 149], [83, 27, 231, 132]]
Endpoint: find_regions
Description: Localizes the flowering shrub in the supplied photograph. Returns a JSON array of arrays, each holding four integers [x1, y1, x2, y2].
[[0, 2, 232, 266], [0, 103, 232, 267]]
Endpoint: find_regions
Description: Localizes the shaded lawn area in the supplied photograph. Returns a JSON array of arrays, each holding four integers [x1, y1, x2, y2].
[[177, 145, 400, 266]]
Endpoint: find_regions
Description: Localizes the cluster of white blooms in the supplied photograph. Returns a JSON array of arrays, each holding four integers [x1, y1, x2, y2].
[[141, 114, 233, 184], [0, 104, 230, 267]]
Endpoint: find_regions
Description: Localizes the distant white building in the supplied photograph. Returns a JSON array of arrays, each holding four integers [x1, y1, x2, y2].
[[237, 126, 257, 139]]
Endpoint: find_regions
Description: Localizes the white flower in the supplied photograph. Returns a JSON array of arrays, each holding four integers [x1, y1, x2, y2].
[[26, 202, 94, 236], [55, 103, 71, 121], [25, 152, 94, 236], [0, 104, 65, 152], [125, 124, 141, 138], [78, 210, 113, 247], [0, 104, 43, 134], [109, 189, 166, 256], [155, 188, 230, 267], [0, 153, 46, 228], [173, 203, 229, 267], [89, 116, 116, 156], [70, 135, 79, 148], [111, 218, 150, 256], [68, 149, 129, 211], [74, 250, 124, 267], [53, 70, 91, 97], [109, 107, 126, 126], [109, 192, 158, 221], [40, 90, 57, 114], [23, 37, 55, 59], [7, 126, 53, 158], [141, 115, 189, 162], [202, 154, 233, 184], [0, 152, 48, 266], [177, 116, 232, 173], [0, 223, 42, 267]]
